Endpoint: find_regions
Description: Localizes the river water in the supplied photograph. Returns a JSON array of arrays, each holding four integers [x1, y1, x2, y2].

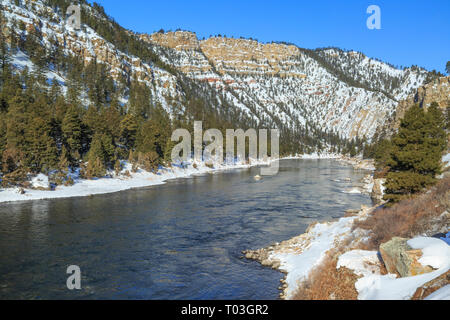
[[0, 159, 372, 299]]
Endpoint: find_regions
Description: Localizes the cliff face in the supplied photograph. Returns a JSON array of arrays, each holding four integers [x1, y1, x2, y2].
[[144, 31, 431, 140], [379, 76, 450, 137], [395, 76, 449, 127], [0, 0, 436, 143]]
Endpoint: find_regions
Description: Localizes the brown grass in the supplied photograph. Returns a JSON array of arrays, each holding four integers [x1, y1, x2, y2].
[[353, 177, 450, 250], [292, 235, 362, 301], [293, 178, 449, 300], [293, 248, 359, 300]]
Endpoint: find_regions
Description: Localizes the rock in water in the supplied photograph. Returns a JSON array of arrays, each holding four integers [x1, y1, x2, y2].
[[380, 237, 434, 277]]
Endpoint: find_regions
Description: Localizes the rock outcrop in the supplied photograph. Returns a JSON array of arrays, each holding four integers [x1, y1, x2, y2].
[[383, 76, 450, 137], [0, 0, 436, 142], [379, 237, 434, 277], [140, 29, 431, 140]]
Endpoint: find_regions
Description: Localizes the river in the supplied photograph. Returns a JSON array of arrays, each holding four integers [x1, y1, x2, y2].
[[0, 159, 372, 299]]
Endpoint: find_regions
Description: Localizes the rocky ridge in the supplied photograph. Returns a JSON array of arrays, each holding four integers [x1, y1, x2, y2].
[[146, 31, 431, 140], [0, 0, 440, 144]]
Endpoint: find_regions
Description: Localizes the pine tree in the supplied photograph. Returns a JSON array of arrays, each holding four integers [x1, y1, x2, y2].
[[62, 105, 83, 163], [119, 114, 138, 150], [85, 134, 107, 179], [383, 104, 447, 203], [445, 102, 450, 130], [86, 133, 115, 172], [164, 137, 176, 164], [0, 115, 6, 161], [0, 24, 11, 79], [26, 116, 58, 173], [114, 159, 122, 176], [58, 146, 70, 173]]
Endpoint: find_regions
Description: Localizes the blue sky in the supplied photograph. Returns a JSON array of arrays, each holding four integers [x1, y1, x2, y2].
[[90, 0, 449, 73]]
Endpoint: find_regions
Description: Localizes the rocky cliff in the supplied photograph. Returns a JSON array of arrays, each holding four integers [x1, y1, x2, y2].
[[0, 0, 437, 144], [144, 31, 431, 140], [394, 76, 449, 129], [379, 76, 450, 138]]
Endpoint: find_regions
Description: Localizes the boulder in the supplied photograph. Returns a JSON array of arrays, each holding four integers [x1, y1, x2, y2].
[[411, 270, 450, 300], [379, 237, 434, 277]]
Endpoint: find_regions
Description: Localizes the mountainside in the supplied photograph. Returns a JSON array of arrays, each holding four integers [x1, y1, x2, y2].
[[144, 31, 431, 140], [392, 76, 449, 133], [0, 0, 436, 152]]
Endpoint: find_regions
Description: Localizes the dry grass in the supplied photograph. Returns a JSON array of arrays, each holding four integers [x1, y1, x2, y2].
[[354, 177, 450, 250], [293, 247, 359, 300], [292, 235, 362, 301], [293, 178, 449, 300]]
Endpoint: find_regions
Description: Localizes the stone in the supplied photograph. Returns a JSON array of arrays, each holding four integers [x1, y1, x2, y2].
[[411, 270, 450, 300], [379, 237, 434, 277]]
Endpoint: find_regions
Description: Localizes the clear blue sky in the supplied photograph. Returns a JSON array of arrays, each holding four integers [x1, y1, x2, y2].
[[90, 0, 449, 73]]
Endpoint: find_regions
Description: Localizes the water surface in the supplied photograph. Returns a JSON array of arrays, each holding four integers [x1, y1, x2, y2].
[[0, 159, 371, 299]]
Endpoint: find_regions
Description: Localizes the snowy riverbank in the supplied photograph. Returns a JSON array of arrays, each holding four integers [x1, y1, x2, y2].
[[0, 153, 360, 204], [245, 153, 450, 300], [0, 159, 274, 203], [244, 203, 450, 300]]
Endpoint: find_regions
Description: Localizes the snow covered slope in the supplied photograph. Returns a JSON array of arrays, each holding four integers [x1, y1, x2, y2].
[[144, 32, 431, 140], [0, 0, 433, 143]]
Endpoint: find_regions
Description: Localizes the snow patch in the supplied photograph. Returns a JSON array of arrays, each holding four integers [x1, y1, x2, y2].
[[31, 174, 50, 190], [339, 237, 450, 300], [425, 285, 450, 300]]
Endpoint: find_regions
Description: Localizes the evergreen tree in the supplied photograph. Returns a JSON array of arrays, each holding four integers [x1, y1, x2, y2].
[[445, 102, 450, 130], [85, 134, 107, 178], [62, 105, 83, 164], [86, 133, 114, 171], [0, 116, 6, 161], [164, 137, 176, 164], [383, 104, 447, 203], [119, 114, 138, 150]]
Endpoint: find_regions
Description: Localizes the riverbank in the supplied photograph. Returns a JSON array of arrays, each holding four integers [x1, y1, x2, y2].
[[244, 158, 450, 300], [0, 159, 271, 204], [0, 153, 354, 204], [0, 156, 372, 300]]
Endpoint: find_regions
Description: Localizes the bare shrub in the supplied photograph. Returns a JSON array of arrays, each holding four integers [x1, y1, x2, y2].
[[354, 177, 450, 250]]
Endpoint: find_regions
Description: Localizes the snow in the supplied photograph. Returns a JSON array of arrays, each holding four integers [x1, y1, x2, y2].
[[443, 153, 450, 168], [337, 250, 380, 277], [343, 188, 362, 194], [1, 0, 429, 145], [269, 213, 368, 299], [425, 285, 450, 300], [0, 158, 279, 204], [31, 174, 50, 190], [338, 237, 450, 300]]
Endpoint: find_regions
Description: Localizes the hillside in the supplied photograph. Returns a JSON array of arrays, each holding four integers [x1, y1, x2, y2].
[[0, 0, 437, 152], [144, 31, 432, 140]]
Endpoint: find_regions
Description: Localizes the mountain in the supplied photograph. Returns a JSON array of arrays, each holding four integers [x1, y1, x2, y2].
[[143, 31, 434, 141], [0, 0, 438, 154], [385, 76, 450, 137]]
